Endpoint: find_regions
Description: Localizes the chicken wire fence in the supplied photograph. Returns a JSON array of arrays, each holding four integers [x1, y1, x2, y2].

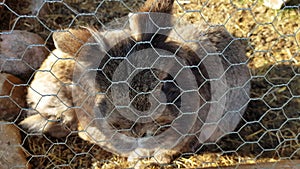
[[0, 0, 300, 169]]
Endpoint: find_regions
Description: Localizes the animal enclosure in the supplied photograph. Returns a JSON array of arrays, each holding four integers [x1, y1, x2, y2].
[[0, 0, 300, 169]]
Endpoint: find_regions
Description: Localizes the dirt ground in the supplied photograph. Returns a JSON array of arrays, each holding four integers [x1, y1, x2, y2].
[[0, 0, 300, 168]]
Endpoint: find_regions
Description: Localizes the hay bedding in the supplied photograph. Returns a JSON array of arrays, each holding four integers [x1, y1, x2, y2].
[[1, 0, 300, 168]]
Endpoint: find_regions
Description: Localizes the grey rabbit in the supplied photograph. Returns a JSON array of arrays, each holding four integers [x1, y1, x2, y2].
[[21, 0, 251, 166]]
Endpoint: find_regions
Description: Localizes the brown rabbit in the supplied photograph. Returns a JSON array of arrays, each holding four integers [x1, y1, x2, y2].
[[20, 29, 92, 138], [72, 0, 250, 165], [21, 0, 251, 167]]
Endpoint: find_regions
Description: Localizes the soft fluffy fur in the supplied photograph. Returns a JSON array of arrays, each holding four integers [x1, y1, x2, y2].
[[20, 0, 251, 166]]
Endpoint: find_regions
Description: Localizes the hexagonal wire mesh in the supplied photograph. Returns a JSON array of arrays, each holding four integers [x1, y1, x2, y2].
[[0, 0, 300, 169]]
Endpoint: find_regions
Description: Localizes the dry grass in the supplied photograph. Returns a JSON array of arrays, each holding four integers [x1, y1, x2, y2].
[[1, 0, 300, 168]]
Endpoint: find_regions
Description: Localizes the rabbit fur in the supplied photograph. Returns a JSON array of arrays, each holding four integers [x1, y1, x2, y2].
[[20, 0, 251, 165]]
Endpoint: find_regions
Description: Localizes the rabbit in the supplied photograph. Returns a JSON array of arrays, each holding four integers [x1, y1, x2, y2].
[[72, 0, 251, 166], [20, 29, 92, 138], [20, 0, 251, 167]]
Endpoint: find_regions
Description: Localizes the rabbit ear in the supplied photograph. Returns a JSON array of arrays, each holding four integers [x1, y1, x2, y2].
[[53, 28, 92, 56], [129, 0, 175, 42]]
